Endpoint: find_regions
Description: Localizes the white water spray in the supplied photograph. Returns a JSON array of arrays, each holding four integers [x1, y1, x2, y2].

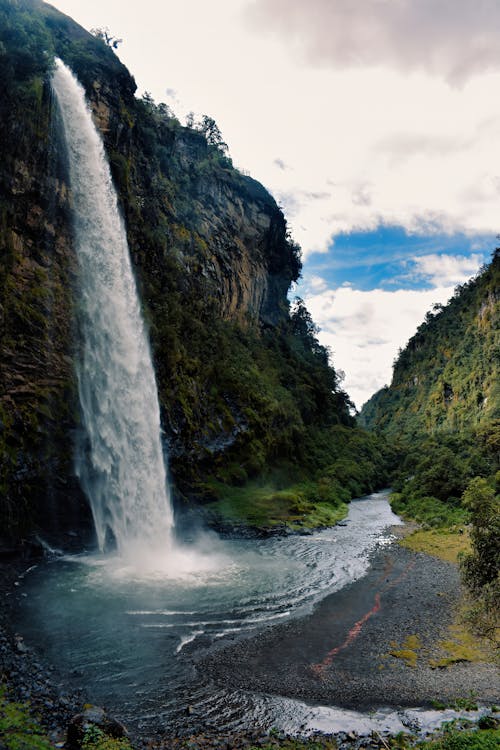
[[52, 59, 174, 553]]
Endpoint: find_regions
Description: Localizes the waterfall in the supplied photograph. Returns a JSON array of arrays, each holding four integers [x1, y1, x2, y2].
[[52, 59, 174, 553]]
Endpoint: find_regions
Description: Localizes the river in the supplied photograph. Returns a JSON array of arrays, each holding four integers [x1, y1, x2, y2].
[[15, 491, 410, 733]]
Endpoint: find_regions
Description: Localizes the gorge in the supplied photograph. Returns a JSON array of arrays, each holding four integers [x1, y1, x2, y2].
[[0, 2, 498, 749]]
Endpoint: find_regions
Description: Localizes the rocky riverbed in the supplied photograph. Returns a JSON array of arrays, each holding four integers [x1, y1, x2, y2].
[[0, 557, 83, 746]]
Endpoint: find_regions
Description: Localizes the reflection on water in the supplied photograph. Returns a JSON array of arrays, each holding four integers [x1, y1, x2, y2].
[[17, 491, 402, 733]]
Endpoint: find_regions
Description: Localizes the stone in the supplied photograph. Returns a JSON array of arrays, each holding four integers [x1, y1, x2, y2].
[[66, 705, 128, 749]]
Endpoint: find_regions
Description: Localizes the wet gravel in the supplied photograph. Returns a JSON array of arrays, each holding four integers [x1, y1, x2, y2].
[[0, 557, 84, 746], [200, 544, 498, 710]]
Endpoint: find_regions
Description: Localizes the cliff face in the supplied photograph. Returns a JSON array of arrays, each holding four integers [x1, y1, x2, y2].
[[0, 5, 92, 542], [0, 0, 361, 543], [83, 76, 296, 328], [360, 250, 500, 439]]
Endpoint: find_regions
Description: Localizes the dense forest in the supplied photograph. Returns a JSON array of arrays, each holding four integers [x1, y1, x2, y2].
[[0, 0, 393, 545], [360, 249, 499, 523]]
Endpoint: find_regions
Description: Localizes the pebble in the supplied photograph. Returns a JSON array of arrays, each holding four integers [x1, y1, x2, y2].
[[0, 549, 496, 750]]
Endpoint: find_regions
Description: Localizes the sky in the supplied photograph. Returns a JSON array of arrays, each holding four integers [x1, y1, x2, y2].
[[50, 0, 500, 408]]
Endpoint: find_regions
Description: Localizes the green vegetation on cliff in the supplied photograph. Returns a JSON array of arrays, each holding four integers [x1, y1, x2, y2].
[[0, 0, 392, 542], [0, 0, 93, 541], [360, 250, 499, 437], [360, 249, 499, 518], [360, 250, 499, 637]]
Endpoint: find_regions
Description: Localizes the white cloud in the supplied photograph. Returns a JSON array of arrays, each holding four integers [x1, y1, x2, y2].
[[308, 275, 329, 293], [375, 132, 474, 166], [50, 1, 500, 260], [304, 285, 458, 409], [246, 0, 500, 85], [410, 253, 484, 286]]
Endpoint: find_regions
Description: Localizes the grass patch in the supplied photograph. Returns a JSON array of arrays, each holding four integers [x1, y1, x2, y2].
[[400, 528, 471, 564], [416, 727, 500, 750], [202, 478, 348, 529], [429, 623, 491, 669], [82, 724, 132, 750], [389, 634, 422, 667], [248, 740, 337, 750], [431, 695, 480, 711], [390, 494, 469, 529], [0, 686, 52, 750]]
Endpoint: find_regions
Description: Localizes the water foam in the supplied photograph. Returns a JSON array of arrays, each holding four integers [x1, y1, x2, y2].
[[52, 60, 173, 554]]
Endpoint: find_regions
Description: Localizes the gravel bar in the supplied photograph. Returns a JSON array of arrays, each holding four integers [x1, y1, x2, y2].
[[200, 543, 498, 709]]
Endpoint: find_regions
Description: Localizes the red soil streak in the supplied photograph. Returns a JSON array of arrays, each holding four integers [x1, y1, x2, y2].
[[310, 559, 417, 679], [386, 559, 416, 590], [311, 593, 381, 677]]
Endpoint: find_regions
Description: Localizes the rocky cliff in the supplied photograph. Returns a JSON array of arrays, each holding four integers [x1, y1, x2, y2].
[[0, 0, 390, 546]]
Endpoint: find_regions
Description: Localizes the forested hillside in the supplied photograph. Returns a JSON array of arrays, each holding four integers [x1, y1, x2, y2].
[[360, 249, 499, 438], [360, 251, 499, 633], [360, 249, 499, 522]]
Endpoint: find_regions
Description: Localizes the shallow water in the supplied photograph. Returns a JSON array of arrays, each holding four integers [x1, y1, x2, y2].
[[16, 492, 411, 734]]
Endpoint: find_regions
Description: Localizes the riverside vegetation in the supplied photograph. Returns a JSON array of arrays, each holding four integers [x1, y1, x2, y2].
[[0, 1, 499, 749]]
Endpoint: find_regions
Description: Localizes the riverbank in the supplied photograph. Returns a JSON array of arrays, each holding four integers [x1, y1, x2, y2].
[[0, 558, 84, 747], [200, 541, 497, 710]]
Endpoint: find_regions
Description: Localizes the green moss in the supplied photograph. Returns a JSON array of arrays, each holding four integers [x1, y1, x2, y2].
[[389, 634, 422, 667], [400, 528, 471, 563], [0, 687, 53, 750], [82, 724, 132, 750], [429, 623, 491, 669]]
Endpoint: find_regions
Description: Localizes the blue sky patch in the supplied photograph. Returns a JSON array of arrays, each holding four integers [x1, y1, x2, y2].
[[299, 225, 495, 292]]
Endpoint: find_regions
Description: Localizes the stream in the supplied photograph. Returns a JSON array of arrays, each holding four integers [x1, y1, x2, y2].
[[14, 492, 486, 738]]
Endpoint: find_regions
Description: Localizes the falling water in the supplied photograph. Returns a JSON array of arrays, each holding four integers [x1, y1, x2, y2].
[[52, 59, 174, 553]]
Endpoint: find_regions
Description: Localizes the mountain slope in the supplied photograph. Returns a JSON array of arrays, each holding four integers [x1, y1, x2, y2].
[[360, 250, 500, 439]]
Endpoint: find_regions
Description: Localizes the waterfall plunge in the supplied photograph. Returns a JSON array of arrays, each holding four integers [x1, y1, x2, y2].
[[52, 60, 174, 554]]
